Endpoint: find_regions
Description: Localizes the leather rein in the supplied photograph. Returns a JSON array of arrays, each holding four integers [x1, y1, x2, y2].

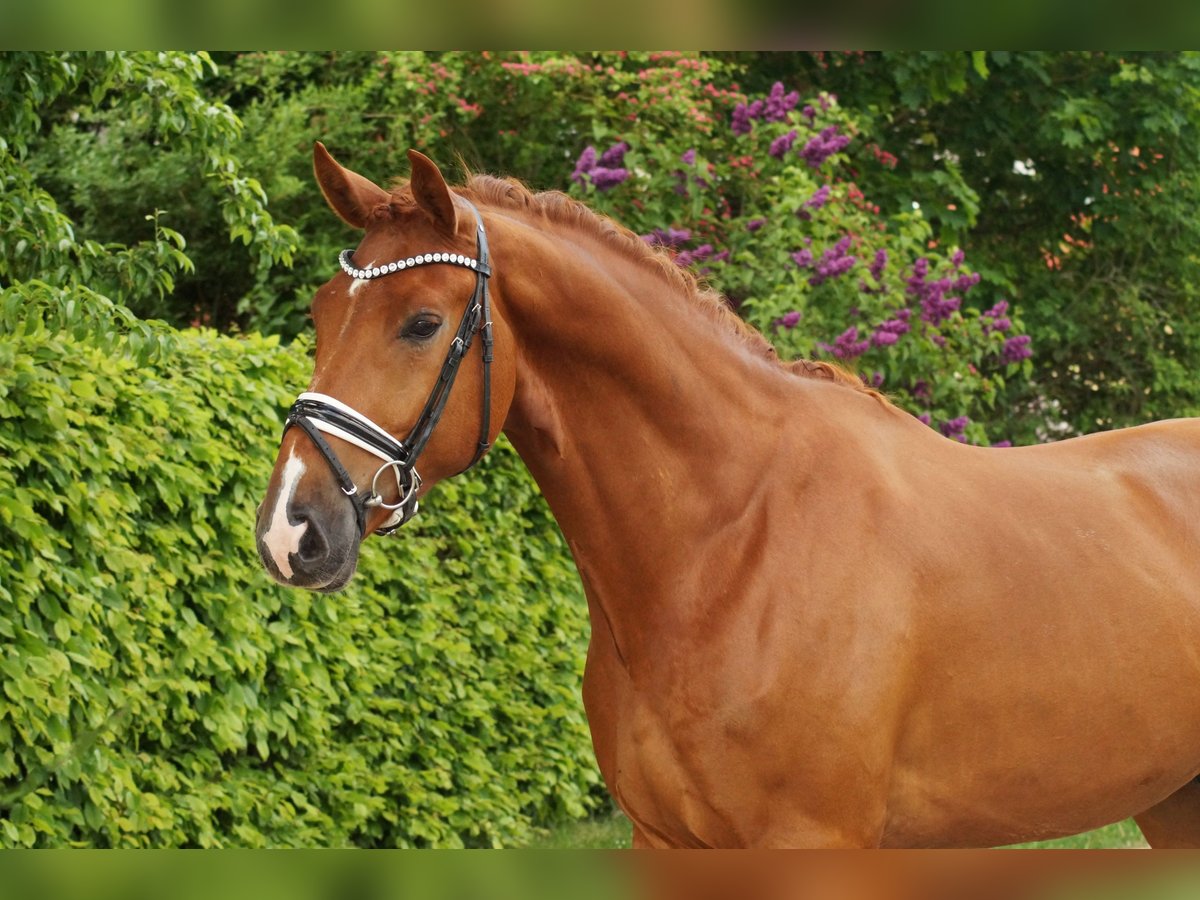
[[283, 199, 494, 536]]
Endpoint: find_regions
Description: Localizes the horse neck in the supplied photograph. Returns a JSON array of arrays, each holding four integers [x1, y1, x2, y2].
[[489, 212, 823, 639]]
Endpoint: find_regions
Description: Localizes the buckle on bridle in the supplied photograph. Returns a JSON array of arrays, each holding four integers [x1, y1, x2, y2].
[[365, 459, 422, 514]]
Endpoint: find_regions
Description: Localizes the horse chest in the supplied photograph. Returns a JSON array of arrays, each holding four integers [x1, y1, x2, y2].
[[581, 630, 850, 847], [578, 586, 910, 847], [586, 663, 739, 847]]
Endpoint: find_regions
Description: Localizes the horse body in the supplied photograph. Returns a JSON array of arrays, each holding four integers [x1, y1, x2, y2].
[[882, 423, 1200, 846], [488, 197, 1200, 847], [257, 145, 1200, 847]]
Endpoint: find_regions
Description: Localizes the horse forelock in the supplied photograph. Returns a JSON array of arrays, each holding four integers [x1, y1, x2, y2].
[[384, 174, 883, 402]]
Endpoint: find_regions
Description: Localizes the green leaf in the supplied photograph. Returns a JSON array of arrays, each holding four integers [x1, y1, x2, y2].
[[971, 51, 989, 80]]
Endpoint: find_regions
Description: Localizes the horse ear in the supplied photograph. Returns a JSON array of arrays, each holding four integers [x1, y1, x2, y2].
[[312, 141, 391, 229], [407, 149, 458, 236]]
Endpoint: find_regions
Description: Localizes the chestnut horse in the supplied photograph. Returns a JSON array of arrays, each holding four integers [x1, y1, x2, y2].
[[256, 143, 1200, 848]]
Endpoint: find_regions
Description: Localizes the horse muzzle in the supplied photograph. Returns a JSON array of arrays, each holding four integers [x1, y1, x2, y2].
[[255, 495, 361, 592]]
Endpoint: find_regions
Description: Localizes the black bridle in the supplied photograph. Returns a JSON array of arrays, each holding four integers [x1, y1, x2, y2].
[[283, 199, 494, 536]]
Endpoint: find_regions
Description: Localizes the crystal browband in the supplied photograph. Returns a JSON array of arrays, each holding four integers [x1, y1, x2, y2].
[[338, 249, 489, 281]]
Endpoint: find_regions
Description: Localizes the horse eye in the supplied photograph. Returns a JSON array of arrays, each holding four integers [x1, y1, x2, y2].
[[401, 316, 442, 341]]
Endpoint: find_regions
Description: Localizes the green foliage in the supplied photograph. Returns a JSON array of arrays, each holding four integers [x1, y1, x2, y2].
[[1, 51, 297, 342], [0, 325, 597, 847], [11, 51, 1033, 444], [187, 51, 1027, 444], [750, 51, 1200, 439], [18, 50, 1200, 441], [529, 55, 1027, 445]]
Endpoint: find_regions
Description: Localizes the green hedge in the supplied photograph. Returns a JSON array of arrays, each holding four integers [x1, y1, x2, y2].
[[0, 324, 599, 847]]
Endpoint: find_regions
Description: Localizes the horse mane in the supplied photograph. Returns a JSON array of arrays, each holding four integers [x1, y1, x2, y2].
[[389, 173, 882, 400]]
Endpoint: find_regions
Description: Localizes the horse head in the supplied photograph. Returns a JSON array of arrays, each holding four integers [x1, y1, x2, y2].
[[256, 144, 516, 591]]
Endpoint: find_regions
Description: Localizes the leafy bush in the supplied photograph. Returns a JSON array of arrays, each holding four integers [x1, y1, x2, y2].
[[203, 51, 1034, 444], [3, 51, 297, 348], [537, 55, 1032, 445], [0, 324, 598, 847], [22, 51, 1034, 447], [739, 51, 1200, 439], [29, 50, 1200, 443]]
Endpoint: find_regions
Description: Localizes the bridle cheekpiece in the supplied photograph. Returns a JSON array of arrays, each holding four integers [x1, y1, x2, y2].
[[283, 198, 494, 537]]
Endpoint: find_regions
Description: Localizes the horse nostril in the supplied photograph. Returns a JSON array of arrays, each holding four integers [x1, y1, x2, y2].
[[297, 517, 329, 565]]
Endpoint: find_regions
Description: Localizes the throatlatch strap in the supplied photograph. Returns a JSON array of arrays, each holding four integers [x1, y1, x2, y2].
[[468, 203, 494, 468]]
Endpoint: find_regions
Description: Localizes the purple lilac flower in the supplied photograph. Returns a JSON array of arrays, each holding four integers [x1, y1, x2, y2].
[[912, 379, 931, 403], [590, 167, 629, 191], [988, 316, 1012, 332], [643, 226, 692, 248], [940, 416, 970, 442], [769, 129, 799, 159], [951, 248, 965, 267], [681, 148, 697, 165], [674, 243, 715, 269], [598, 141, 629, 168], [775, 310, 802, 329], [802, 104, 816, 121], [746, 218, 766, 233], [991, 440, 1013, 448], [732, 98, 772, 134], [818, 92, 836, 111], [917, 413, 932, 426], [982, 299, 1011, 334], [923, 281, 960, 324], [731, 104, 752, 135], [871, 315, 911, 347], [906, 258, 962, 325], [814, 255, 857, 286], [826, 326, 870, 360], [804, 184, 831, 210], [571, 144, 628, 191], [1000, 334, 1033, 364], [792, 248, 814, 268], [869, 249, 888, 281], [872, 330, 900, 347], [954, 272, 982, 293], [571, 146, 597, 185], [799, 125, 851, 169], [862, 371, 885, 389], [809, 235, 856, 287], [763, 81, 801, 122]]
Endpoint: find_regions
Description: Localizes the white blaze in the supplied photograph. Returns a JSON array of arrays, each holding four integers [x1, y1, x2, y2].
[[262, 449, 308, 579], [346, 256, 377, 299]]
